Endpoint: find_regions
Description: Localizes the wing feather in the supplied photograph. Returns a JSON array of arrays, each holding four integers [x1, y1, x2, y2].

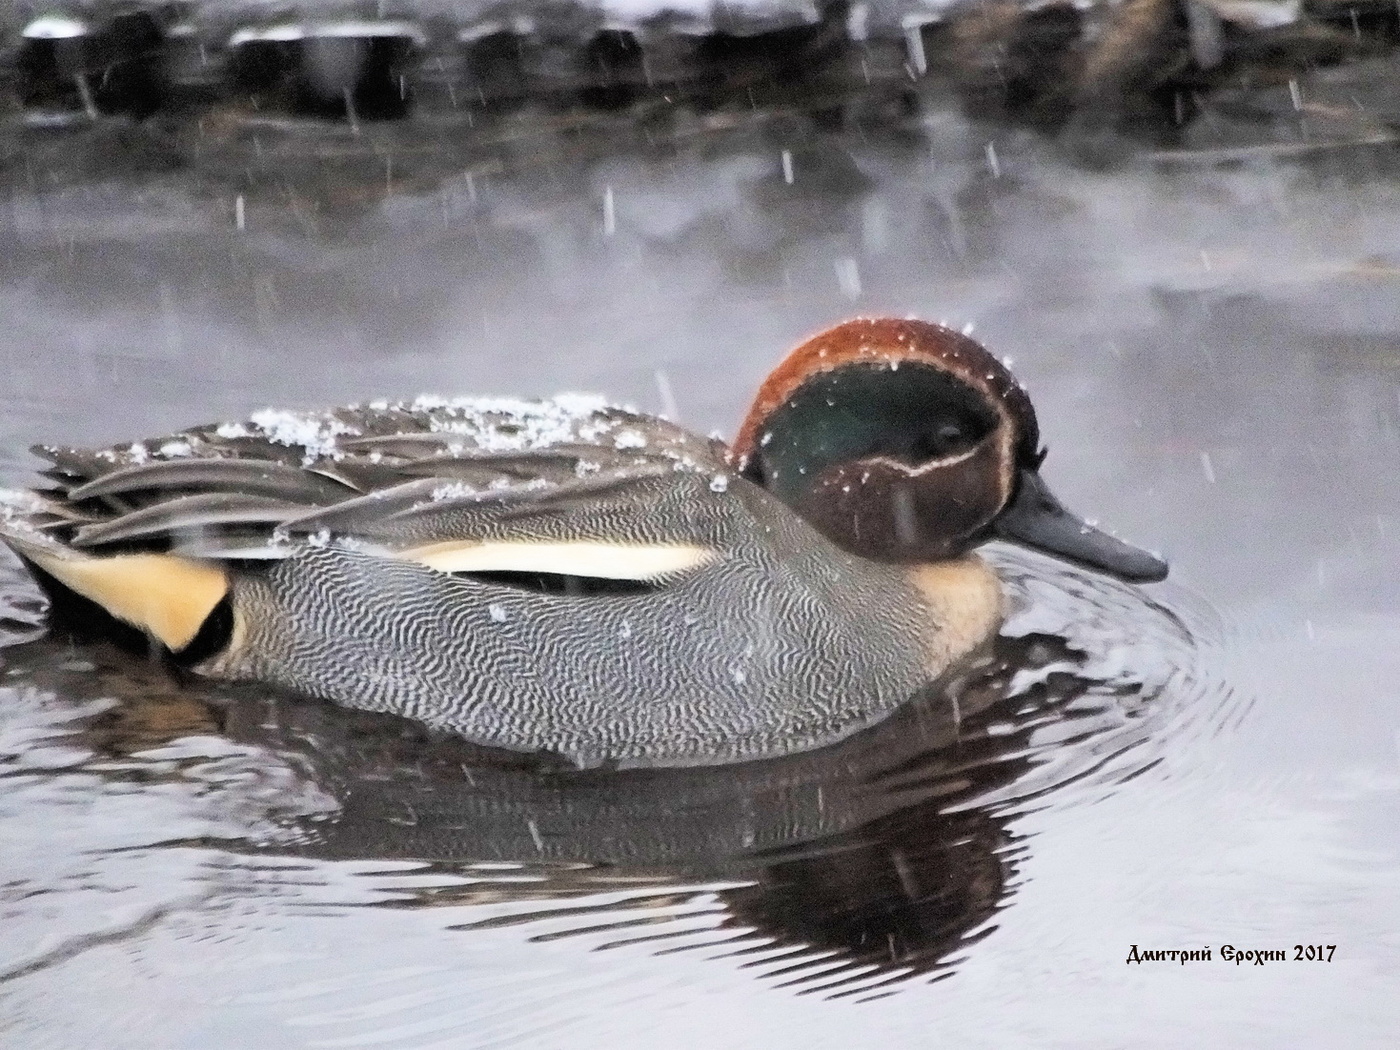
[[30, 445, 118, 484], [67, 457, 357, 504], [10, 402, 733, 567], [71, 493, 320, 549]]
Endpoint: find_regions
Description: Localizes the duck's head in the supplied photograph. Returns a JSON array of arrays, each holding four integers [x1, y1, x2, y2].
[[732, 318, 1167, 583]]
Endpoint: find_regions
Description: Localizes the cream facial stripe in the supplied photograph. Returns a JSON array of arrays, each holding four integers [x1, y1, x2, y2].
[[22, 548, 228, 651], [403, 540, 718, 580], [867, 444, 981, 474]]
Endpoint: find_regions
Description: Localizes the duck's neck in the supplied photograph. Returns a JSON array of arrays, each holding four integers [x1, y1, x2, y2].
[[906, 554, 1005, 676]]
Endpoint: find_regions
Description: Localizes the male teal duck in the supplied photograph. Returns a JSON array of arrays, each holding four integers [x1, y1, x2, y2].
[[0, 318, 1165, 767]]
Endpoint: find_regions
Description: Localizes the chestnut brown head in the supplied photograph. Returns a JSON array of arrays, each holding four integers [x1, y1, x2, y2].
[[733, 318, 1166, 582]]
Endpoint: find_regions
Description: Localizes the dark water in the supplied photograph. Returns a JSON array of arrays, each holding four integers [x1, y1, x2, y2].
[[1, 94, 1398, 1047]]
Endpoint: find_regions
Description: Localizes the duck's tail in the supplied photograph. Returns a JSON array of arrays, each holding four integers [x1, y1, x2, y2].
[[0, 492, 229, 653]]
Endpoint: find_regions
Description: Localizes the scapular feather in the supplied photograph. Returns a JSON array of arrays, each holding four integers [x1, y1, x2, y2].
[[68, 457, 357, 504], [71, 493, 319, 549]]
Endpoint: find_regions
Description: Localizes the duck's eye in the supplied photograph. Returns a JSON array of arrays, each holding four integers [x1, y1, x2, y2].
[[908, 422, 975, 461]]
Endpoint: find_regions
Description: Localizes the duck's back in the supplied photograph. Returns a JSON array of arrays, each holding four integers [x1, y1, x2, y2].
[[1, 396, 951, 767]]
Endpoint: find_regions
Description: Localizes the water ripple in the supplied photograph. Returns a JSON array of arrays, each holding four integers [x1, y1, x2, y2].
[[0, 542, 1238, 1019]]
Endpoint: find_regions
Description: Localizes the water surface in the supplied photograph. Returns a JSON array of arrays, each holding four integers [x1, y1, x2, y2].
[[1, 94, 1398, 1047]]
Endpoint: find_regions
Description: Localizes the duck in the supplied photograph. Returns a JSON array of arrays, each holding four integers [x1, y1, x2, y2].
[[0, 318, 1166, 768]]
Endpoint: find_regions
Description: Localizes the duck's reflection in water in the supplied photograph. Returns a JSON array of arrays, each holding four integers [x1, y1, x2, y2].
[[0, 553, 1212, 1000]]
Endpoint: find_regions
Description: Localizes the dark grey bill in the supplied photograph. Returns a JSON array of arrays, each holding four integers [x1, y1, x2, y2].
[[991, 469, 1169, 583]]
